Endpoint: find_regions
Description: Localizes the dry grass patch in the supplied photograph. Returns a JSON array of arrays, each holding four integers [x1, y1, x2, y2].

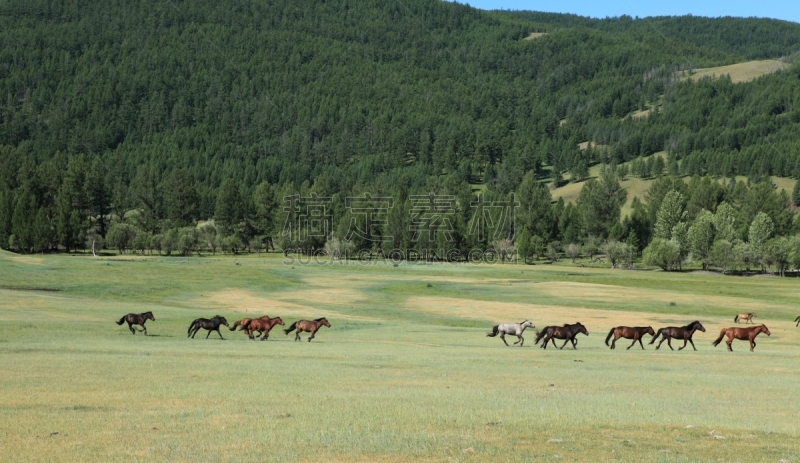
[[523, 32, 547, 40], [197, 289, 380, 322], [404, 295, 664, 328], [684, 60, 789, 83]]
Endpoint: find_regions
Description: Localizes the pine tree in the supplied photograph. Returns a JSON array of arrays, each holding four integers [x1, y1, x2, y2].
[[214, 178, 243, 235], [86, 158, 110, 237], [792, 179, 800, 207], [654, 190, 687, 240], [11, 189, 36, 252], [0, 190, 12, 249]]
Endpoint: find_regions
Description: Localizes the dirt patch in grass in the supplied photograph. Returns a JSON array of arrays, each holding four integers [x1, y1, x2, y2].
[[198, 289, 380, 322], [404, 295, 664, 328]]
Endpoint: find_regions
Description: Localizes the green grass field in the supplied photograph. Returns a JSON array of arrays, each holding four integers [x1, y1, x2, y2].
[[2, 250, 800, 462]]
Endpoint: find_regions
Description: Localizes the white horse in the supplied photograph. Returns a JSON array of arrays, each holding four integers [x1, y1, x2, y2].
[[486, 320, 535, 346]]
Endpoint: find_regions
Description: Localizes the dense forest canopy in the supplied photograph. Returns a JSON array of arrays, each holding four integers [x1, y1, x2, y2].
[[1, 0, 800, 272]]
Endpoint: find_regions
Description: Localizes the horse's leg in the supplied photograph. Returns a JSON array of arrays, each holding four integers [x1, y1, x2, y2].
[[560, 338, 569, 350], [142, 324, 148, 336], [610, 335, 617, 350], [541, 335, 549, 349], [206, 329, 212, 339], [295, 331, 301, 341], [500, 332, 509, 347], [517, 334, 524, 346], [638, 338, 645, 349], [127, 322, 135, 335], [308, 331, 315, 342], [688, 338, 697, 351], [627, 336, 638, 350], [666, 336, 674, 351], [216, 328, 224, 340], [678, 337, 688, 350], [655, 336, 665, 350], [726, 336, 733, 352]]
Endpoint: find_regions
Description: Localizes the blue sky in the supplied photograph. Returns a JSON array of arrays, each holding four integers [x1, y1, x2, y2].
[[454, 1, 800, 24]]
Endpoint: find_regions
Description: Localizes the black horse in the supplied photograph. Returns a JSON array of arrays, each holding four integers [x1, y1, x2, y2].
[[116, 311, 155, 335], [649, 321, 705, 351], [795, 316, 799, 327], [535, 323, 589, 349], [188, 315, 229, 339]]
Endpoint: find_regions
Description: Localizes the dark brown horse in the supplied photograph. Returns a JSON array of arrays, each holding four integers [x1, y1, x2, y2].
[[605, 326, 655, 350], [712, 324, 770, 352], [116, 311, 155, 335], [536, 322, 589, 349], [284, 317, 330, 342], [188, 315, 229, 339], [246, 316, 285, 340], [649, 321, 705, 351]]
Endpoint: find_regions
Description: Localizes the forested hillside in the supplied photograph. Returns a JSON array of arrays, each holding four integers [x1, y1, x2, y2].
[[1, 0, 800, 272]]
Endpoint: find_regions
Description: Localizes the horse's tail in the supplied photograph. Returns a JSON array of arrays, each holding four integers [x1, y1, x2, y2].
[[534, 329, 547, 345], [712, 329, 727, 347], [116, 316, 125, 325], [734, 314, 739, 323], [486, 325, 499, 337], [605, 328, 615, 346], [187, 320, 198, 337], [230, 320, 246, 331], [284, 322, 297, 335], [649, 328, 663, 344]]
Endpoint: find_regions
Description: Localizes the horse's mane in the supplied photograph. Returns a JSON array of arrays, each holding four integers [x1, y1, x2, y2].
[[314, 317, 327, 322]]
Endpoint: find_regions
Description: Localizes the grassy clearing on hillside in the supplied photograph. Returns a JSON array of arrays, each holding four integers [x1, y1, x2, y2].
[[553, 154, 796, 218], [1, 251, 800, 462], [523, 32, 547, 40], [683, 60, 789, 83]]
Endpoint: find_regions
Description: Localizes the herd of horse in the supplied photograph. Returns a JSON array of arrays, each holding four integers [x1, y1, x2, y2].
[[116, 310, 797, 352], [487, 315, 791, 352], [116, 312, 331, 342]]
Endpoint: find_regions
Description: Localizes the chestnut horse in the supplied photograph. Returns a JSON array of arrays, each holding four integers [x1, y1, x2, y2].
[[486, 320, 535, 346], [712, 324, 770, 352], [284, 317, 330, 342], [116, 311, 155, 335], [734, 312, 756, 324], [230, 315, 270, 338], [536, 322, 589, 349], [247, 316, 285, 341], [188, 315, 229, 339], [605, 326, 655, 350], [649, 321, 705, 351]]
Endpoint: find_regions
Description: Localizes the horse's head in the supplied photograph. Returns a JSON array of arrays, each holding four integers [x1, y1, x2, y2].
[[320, 318, 331, 328], [691, 321, 705, 332], [275, 317, 285, 326], [522, 320, 534, 329], [217, 316, 229, 327], [645, 326, 655, 336], [576, 322, 589, 336], [145, 311, 155, 321], [760, 324, 771, 336]]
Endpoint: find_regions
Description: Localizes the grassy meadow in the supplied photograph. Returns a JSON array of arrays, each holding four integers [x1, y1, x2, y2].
[[1, 249, 800, 462]]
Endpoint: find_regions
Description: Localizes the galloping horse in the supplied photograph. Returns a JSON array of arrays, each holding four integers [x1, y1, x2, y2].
[[188, 315, 229, 339], [230, 316, 270, 338], [795, 316, 799, 327], [649, 321, 705, 351], [712, 324, 770, 352], [486, 320, 534, 347], [284, 317, 330, 342], [536, 323, 589, 349], [116, 311, 155, 335], [605, 326, 655, 350], [734, 312, 756, 324], [247, 316, 285, 341]]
